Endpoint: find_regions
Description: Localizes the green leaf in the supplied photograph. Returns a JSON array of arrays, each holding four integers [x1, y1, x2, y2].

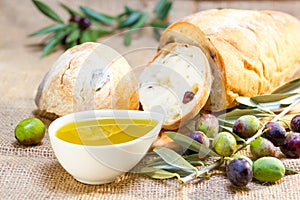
[[32, 0, 64, 23], [118, 12, 141, 28], [79, 30, 93, 43], [65, 41, 78, 49], [80, 6, 113, 25], [60, 3, 83, 17], [125, 5, 135, 14], [165, 132, 219, 158], [90, 28, 113, 38], [236, 96, 258, 108], [154, 0, 168, 13], [29, 24, 66, 37], [131, 13, 148, 29], [285, 166, 300, 175], [272, 78, 300, 94], [280, 94, 300, 106], [140, 166, 181, 180], [157, 2, 172, 20], [153, 147, 198, 173], [218, 108, 272, 121], [165, 131, 203, 152], [251, 93, 298, 104], [124, 31, 132, 46], [66, 29, 80, 43], [150, 21, 169, 28], [42, 31, 65, 57], [153, 28, 162, 41]]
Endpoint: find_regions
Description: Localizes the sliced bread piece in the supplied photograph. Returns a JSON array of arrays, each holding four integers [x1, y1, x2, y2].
[[138, 43, 212, 130]]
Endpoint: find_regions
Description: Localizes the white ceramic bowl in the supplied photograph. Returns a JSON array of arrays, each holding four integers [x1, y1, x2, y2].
[[48, 110, 164, 185]]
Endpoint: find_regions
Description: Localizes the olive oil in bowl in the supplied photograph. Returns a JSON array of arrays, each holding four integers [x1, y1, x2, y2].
[[56, 118, 158, 146]]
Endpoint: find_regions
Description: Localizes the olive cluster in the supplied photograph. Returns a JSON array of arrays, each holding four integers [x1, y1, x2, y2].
[[186, 114, 300, 187], [61, 15, 92, 45]]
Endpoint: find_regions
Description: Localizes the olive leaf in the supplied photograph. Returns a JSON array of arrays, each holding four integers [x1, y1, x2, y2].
[[154, 0, 172, 20], [32, 0, 64, 23], [140, 166, 181, 180], [131, 13, 148, 29], [29, 24, 66, 37], [164, 132, 219, 158], [150, 21, 169, 28], [280, 94, 300, 106], [60, 3, 83, 17], [285, 166, 300, 175], [42, 31, 65, 57], [147, 154, 205, 168], [251, 93, 298, 104], [218, 109, 272, 121], [123, 31, 132, 46], [80, 6, 114, 25], [118, 12, 142, 28], [156, 2, 172, 20], [66, 29, 80, 44], [153, 147, 198, 173], [30, 0, 172, 56], [236, 96, 258, 108], [80, 30, 94, 43], [272, 78, 300, 94], [153, 28, 162, 41]]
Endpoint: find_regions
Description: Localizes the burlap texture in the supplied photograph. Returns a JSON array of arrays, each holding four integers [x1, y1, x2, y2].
[[1, 0, 300, 199]]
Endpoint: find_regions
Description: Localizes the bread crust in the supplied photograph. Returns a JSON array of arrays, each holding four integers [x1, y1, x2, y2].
[[159, 9, 300, 111], [35, 42, 139, 117]]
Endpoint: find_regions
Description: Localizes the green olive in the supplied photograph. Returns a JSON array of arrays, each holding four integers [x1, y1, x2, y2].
[[15, 117, 46, 145], [253, 157, 285, 183], [212, 132, 236, 156], [250, 137, 276, 159]]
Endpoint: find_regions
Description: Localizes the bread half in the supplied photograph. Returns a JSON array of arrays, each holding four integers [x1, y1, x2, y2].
[[159, 9, 300, 111], [139, 43, 212, 130], [35, 42, 139, 117]]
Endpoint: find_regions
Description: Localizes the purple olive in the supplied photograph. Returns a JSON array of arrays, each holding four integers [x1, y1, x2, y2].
[[79, 17, 91, 30], [185, 131, 210, 155], [226, 158, 253, 186], [280, 132, 300, 158], [69, 15, 81, 23], [232, 115, 260, 139], [262, 122, 286, 147], [290, 114, 300, 133]]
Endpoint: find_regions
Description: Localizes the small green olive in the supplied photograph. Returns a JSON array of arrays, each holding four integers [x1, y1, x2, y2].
[[253, 157, 285, 183], [15, 117, 46, 145], [212, 132, 236, 156], [250, 137, 276, 159]]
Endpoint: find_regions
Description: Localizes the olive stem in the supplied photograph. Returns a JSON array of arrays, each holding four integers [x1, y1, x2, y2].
[[234, 98, 300, 153], [180, 158, 224, 183]]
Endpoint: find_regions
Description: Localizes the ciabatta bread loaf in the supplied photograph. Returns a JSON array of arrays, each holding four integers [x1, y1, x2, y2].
[[139, 43, 212, 130], [159, 9, 300, 112], [35, 42, 139, 117]]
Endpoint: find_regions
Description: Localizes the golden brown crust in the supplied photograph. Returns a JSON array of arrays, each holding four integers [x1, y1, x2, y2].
[[35, 42, 139, 116], [159, 9, 300, 111]]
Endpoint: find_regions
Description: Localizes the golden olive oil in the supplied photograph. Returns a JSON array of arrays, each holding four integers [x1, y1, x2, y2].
[[56, 118, 158, 146]]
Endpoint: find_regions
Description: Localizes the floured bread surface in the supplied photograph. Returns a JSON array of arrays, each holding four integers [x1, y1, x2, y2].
[[159, 9, 300, 111], [35, 42, 139, 117], [139, 43, 212, 130]]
